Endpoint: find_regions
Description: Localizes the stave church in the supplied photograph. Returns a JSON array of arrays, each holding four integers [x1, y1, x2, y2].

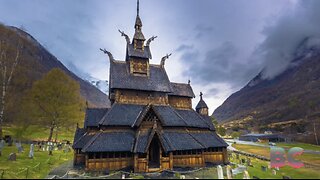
[[72, 0, 228, 173]]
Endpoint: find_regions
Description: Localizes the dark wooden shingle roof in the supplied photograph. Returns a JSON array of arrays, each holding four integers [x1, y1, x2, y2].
[[99, 103, 144, 126], [127, 44, 151, 59], [82, 131, 135, 152], [169, 82, 195, 98], [84, 108, 109, 128], [109, 61, 172, 92]]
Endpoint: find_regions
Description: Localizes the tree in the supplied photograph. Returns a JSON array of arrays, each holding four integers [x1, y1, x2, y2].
[[29, 68, 84, 141], [211, 116, 226, 136], [0, 31, 23, 139], [231, 132, 241, 139]]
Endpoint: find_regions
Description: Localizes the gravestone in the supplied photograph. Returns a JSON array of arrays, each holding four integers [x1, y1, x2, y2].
[[246, 158, 251, 166], [226, 165, 233, 179], [16, 142, 23, 153], [217, 165, 224, 179], [261, 166, 267, 172], [48, 142, 53, 155], [29, 144, 34, 159], [0, 139, 5, 156], [241, 159, 246, 164], [243, 170, 250, 179], [8, 153, 16, 161], [272, 169, 277, 175]]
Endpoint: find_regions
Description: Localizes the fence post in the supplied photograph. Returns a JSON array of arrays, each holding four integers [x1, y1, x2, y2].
[[25, 168, 29, 179], [1, 170, 4, 179]]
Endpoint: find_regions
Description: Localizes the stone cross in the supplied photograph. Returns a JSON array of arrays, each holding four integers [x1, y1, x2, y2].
[[217, 165, 224, 179]]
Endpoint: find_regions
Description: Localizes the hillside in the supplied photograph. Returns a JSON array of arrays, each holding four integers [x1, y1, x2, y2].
[[0, 24, 110, 123], [213, 37, 320, 143]]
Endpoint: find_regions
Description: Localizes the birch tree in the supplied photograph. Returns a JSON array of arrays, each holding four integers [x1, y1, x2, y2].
[[0, 40, 22, 139], [29, 68, 84, 142]]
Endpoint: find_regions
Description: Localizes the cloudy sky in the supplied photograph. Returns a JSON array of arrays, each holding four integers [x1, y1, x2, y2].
[[1, 0, 319, 114]]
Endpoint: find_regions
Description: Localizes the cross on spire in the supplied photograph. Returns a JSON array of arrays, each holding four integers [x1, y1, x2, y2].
[[137, 0, 140, 16], [200, 92, 203, 99]]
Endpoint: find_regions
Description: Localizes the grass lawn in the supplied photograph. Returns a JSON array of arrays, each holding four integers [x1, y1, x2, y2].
[[231, 154, 320, 179], [257, 142, 320, 152], [231, 144, 320, 179], [232, 143, 320, 167], [0, 144, 73, 179], [3, 125, 76, 142]]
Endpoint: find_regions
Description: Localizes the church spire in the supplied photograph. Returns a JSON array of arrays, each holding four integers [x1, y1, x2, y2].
[[133, 0, 145, 50]]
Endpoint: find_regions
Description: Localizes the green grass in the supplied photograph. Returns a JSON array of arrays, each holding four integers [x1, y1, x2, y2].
[[3, 125, 75, 142], [257, 142, 320, 152], [231, 144, 320, 179], [231, 154, 320, 179], [0, 144, 73, 179], [233, 144, 320, 167]]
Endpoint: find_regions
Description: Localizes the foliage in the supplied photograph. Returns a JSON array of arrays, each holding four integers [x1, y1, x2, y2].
[[28, 68, 85, 141], [231, 131, 241, 139]]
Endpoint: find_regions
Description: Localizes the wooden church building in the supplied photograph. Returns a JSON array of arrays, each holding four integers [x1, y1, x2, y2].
[[73, 0, 228, 173]]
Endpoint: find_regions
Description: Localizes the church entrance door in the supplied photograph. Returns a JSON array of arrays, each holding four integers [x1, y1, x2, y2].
[[148, 136, 160, 168]]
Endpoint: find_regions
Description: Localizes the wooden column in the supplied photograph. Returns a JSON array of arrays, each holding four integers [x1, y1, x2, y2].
[[134, 154, 138, 172], [223, 148, 228, 164], [169, 152, 173, 170]]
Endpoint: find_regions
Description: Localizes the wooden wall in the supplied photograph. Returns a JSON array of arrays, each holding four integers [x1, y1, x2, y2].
[[115, 89, 168, 105], [86, 157, 133, 171], [74, 153, 85, 165], [129, 58, 149, 76], [173, 154, 205, 167], [168, 96, 192, 109], [203, 152, 224, 163]]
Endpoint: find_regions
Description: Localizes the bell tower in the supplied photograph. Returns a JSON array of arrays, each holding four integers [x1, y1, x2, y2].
[[196, 92, 209, 116]]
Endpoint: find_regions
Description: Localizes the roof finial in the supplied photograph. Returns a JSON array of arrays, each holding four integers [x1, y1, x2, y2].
[[200, 92, 203, 99], [137, 0, 140, 16], [188, 79, 191, 85]]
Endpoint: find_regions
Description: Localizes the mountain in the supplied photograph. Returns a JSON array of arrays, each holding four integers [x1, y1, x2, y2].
[[213, 37, 320, 143], [0, 24, 110, 110]]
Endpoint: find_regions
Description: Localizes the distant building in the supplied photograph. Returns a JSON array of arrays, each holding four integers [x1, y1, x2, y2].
[[72, 0, 228, 173], [239, 134, 286, 142]]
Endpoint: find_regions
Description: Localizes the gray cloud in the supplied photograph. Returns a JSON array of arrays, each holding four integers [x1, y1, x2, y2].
[[182, 42, 259, 88], [257, 0, 320, 79]]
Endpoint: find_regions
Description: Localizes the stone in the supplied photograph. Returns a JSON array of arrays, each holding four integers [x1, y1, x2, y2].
[[226, 165, 233, 179], [29, 144, 34, 159], [272, 169, 277, 175], [282, 176, 291, 179], [243, 170, 250, 179], [261, 166, 267, 172], [8, 153, 16, 161], [217, 165, 224, 179]]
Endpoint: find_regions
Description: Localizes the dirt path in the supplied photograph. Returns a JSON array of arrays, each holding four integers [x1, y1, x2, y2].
[[46, 160, 73, 178]]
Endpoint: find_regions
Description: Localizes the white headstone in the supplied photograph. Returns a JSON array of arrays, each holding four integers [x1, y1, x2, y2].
[[180, 175, 186, 179], [227, 165, 233, 179], [29, 144, 34, 158], [217, 165, 224, 179], [243, 170, 250, 179], [272, 169, 277, 175], [121, 174, 125, 179]]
